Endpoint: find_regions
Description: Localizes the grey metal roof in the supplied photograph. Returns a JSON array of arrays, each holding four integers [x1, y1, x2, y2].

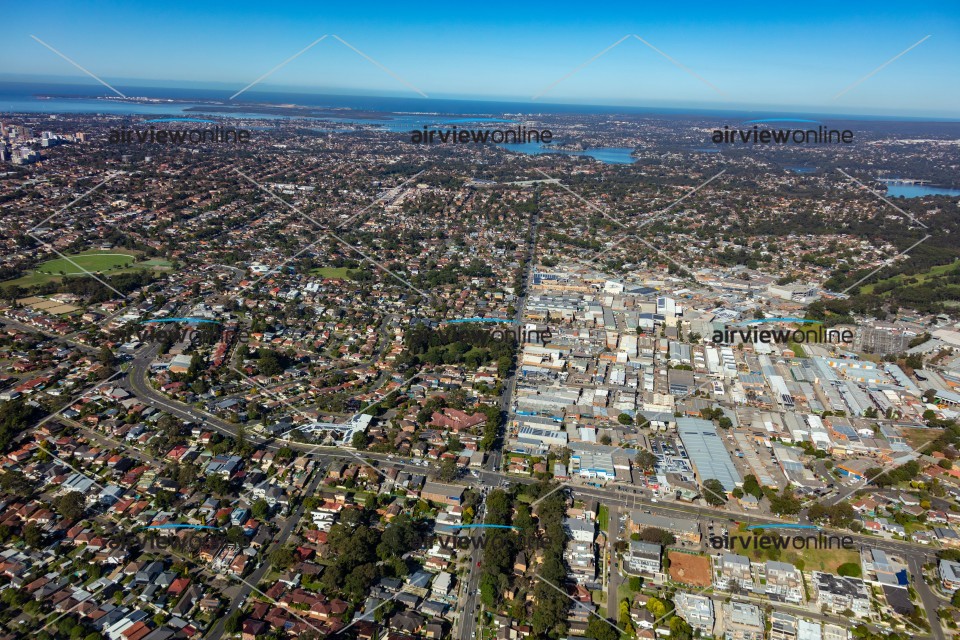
[[676, 418, 741, 491]]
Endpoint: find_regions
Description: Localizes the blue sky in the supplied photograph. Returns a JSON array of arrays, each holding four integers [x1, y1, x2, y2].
[[5, 0, 960, 116]]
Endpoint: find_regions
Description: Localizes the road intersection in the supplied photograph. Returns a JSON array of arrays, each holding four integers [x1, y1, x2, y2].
[[120, 337, 946, 640]]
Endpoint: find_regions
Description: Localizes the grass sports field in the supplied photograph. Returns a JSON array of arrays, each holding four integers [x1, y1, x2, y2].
[[36, 251, 136, 274], [1, 250, 172, 288], [860, 260, 960, 295], [310, 266, 352, 278]]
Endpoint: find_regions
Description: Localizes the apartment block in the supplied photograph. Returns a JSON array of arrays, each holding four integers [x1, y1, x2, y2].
[[811, 572, 871, 617]]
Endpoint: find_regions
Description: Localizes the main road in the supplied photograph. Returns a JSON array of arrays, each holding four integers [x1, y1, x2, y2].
[[126, 343, 945, 564], [605, 505, 621, 620], [126, 343, 251, 441], [123, 331, 947, 640], [456, 495, 487, 640], [486, 200, 540, 474]]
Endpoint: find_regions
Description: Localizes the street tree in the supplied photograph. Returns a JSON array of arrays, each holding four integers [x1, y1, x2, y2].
[[702, 479, 727, 506], [635, 449, 657, 471]]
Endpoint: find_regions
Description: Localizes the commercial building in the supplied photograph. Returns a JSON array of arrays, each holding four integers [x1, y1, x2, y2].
[[516, 426, 568, 450], [298, 413, 374, 444], [420, 482, 465, 506], [676, 418, 741, 492], [628, 511, 701, 543], [668, 369, 695, 395], [167, 353, 193, 374], [571, 450, 615, 480]]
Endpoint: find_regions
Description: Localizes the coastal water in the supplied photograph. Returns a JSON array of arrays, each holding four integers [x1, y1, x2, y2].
[[6, 81, 960, 125], [499, 142, 636, 164], [885, 184, 960, 198], [1, 84, 637, 164], [0, 93, 305, 120], [145, 117, 216, 123], [1, 94, 209, 117], [370, 114, 518, 132], [5, 82, 957, 169], [0, 84, 524, 134], [0, 81, 786, 119]]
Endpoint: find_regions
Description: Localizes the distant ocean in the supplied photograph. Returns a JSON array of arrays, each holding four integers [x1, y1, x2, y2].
[[2, 80, 951, 123], [0, 81, 721, 118]]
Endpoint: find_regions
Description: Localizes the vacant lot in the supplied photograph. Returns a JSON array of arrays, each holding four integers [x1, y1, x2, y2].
[[18, 297, 80, 315], [902, 427, 944, 453], [668, 551, 711, 587], [726, 531, 859, 573], [783, 545, 859, 573]]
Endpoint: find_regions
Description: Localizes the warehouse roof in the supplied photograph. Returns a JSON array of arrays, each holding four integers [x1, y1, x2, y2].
[[677, 417, 741, 491]]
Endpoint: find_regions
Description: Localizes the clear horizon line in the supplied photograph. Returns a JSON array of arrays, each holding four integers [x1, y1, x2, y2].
[[2, 75, 959, 121]]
